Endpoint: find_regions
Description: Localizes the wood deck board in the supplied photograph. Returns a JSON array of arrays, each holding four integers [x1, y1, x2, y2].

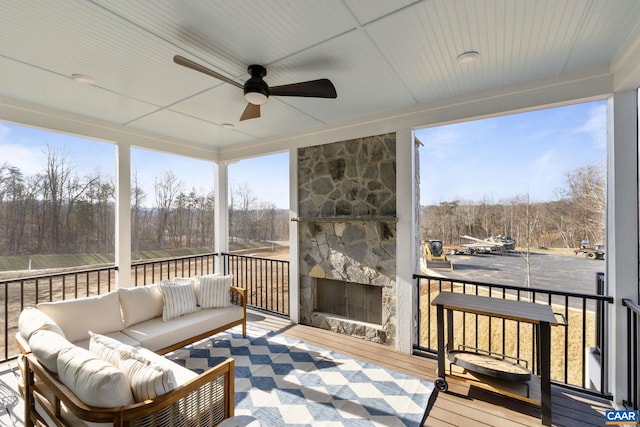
[[247, 311, 611, 427]]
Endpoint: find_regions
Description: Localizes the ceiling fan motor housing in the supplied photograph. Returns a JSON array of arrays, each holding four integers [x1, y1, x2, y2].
[[244, 65, 269, 104]]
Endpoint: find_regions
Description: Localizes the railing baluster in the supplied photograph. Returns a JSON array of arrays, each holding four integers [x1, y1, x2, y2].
[[623, 299, 640, 409], [564, 295, 569, 384], [581, 297, 587, 388], [4, 282, 8, 361]]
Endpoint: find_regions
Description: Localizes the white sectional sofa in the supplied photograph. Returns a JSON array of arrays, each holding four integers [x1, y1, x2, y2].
[[15, 275, 247, 427]]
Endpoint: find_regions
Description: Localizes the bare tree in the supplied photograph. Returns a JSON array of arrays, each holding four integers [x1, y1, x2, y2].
[[131, 171, 146, 253], [42, 145, 73, 252], [516, 192, 539, 288], [154, 171, 184, 249], [563, 162, 606, 246], [232, 183, 257, 242]]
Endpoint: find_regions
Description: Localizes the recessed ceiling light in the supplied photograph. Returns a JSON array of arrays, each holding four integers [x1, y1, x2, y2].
[[456, 51, 480, 65], [71, 74, 96, 84], [221, 123, 234, 129]]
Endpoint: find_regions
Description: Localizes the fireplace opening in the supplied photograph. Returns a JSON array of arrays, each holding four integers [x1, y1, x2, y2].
[[315, 279, 382, 325]]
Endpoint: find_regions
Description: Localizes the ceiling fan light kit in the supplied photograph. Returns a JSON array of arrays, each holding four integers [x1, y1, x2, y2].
[[173, 55, 336, 121]]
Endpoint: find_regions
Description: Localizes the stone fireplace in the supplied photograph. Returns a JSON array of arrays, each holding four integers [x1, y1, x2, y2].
[[297, 133, 397, 345]]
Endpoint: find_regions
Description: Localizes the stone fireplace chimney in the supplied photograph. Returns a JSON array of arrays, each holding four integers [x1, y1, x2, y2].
[[297, 133, 397, 345]]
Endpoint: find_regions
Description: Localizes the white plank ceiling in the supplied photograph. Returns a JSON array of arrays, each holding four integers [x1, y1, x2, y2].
[[1, 0, 640, 158]]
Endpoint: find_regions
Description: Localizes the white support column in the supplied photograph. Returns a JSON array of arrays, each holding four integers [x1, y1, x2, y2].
[[396, 129, 417, 354], [214, 162, 229, 274], [289, 148, 300, 323], [607, 90, 639, 406], [115, 143, 131, 288]]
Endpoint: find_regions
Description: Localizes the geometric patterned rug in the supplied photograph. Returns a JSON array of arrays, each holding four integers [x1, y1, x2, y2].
[[166, 325, 437, 427]]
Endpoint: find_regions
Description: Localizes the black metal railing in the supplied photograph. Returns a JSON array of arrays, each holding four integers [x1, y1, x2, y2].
[[623, 298, 640, 409], [414, 274, 614, 398], [0, 252, 291, 362], [131, 253, 218, 285], [1, 265, 118, 361], [221, 252, 290, 317]]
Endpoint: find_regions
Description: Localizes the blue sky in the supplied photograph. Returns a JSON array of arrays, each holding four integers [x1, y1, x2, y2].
[[0, 99, 605, 209], [416, 100, 606, 205]]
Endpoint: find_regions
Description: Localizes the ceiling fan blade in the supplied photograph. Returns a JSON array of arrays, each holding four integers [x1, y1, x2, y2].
[[240, 103, 261, 121], [269, 79, 337, 98], [173, 55, 243, 89]]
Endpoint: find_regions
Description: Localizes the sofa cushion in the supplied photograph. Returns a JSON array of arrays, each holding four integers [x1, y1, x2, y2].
[[118, 283, 165, 327], [74, 331, 141, 351], [18, 307, 65, 341], [28, 330, 75, 373], [57, 346, 134, 408], [121, 305, 244, 352], [120, 352, 177, 401], [196, 274, 233, 309], [37, 292, 125, 343], [89, 332, 139, 367], [158, 282, 199, 321]]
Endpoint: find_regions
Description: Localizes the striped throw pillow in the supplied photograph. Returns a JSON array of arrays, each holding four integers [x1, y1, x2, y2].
[[158, 282, 199, 321], [119, 353, 176, 401], [89, 331, 138, 367], [196, 274, 233, 309]]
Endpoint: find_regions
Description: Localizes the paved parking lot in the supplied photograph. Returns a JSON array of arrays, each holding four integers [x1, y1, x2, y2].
[[423, 251, 604, 295]]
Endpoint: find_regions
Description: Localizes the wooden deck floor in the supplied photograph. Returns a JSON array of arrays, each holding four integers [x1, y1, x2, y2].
[[0, 310, 612, 427], [248, 311, 612, 427]]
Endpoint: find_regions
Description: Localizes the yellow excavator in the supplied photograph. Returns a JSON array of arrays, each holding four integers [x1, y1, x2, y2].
[[424, 239, 453, 270]]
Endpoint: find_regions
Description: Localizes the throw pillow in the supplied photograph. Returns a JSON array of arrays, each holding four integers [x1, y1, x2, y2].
[[118, 282, 165, 327], [171, 277, 194, 285], [89, 331, 138, 367], [196, 274, 233, 309], [18, 307, 65, 341], [57, 346, 134, 408], [28, 330, 74, 373], [119, 352, 176, 401], [158, 281, 199, 321]]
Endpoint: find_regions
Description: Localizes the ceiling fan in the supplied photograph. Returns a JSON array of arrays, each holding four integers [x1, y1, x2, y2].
[[173, 55, 337, 121]]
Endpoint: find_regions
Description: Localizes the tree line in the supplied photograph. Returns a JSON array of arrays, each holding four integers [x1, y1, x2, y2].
[[0, 146, 289, 257], [0, 145, 603, 257], [421, 163, 606, 249]]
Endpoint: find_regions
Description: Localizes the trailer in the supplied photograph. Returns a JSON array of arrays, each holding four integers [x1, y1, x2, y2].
[[574, 244, 605, 260], [447, 235, 516, 255]]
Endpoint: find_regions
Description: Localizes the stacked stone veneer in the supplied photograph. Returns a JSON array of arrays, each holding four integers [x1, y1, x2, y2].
[[298, 133, 397, 345]]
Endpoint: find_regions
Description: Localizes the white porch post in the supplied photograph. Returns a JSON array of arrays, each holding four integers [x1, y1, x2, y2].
[[607, 89, 639, 406], [115, 143, 131, 288], [289, 147, 300, 323], [396, 129, 418, 354], [214, 162, 229, 274]]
